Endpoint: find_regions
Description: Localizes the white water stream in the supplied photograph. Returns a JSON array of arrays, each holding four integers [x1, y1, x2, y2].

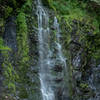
[[37, 1, 67, 100]]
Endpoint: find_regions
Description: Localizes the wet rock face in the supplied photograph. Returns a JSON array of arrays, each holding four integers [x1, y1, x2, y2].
[[0, 0, 99, 99], [90, 0, 100, 7], [3, 17, 17, 52], [90, 65, 100, 96], [0, 53, 3, 80], [61, 19, 99, 99], [54, 65, 63, 72], [0, 57, 4, 99], [41, 0, 50, 7]]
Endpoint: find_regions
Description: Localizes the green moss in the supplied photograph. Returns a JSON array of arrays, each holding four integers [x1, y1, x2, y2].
[[16, 10, 30, 98], [80, 83, 89, 89], [11, 0, 17, 8], [0, 37, 11, 51], [16, 0, 32, 63], [4, 6, 13, 18], [0, 0, 32, 98], [16, 12, 29, 82], [51, 0, 99, 33], [22, 0, 32, 12], [0, 18, 4, 27], [64, 49, 73, 98], [16, 12, 29, 58], [55, 1, 99, 97], [92, 18, 99, 34], [2, 51, 19, 93], [19, 86, 28, 99], [0, 18, 4, 36]]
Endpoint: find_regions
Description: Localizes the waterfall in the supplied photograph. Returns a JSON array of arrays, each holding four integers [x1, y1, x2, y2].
[[54, 17, 69, 100], [36, 0, 68, 100], [54, 17, 67, 68], [36, 0, 55, 100]]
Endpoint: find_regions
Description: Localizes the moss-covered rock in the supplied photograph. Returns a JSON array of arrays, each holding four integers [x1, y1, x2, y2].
[[0, 19, 4, 36], [4, 6, 13, 19], [0, 0, 100, 99]]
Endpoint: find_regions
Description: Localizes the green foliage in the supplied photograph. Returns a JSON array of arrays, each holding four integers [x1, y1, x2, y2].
[[2, 51, 19, 93], [0, 37, 11, 51], [0, 0, 31, 19], [21, 0, 32, 13], [4, 6, 13, 18], [16, 1, 31, 56], [16, 12, 29, 58], [16, 10, 30, 98], [51, 0, 99, 33], [0, 18, 5, 35], [52, 0, 100, 66], [0, 0, 31, 98], [18, 86, 28, 99], [92, 18, 99, 33], [80, 83, 89, 89], [0, 37, 3, 44], [91, 33, 100, 62], [0, 37, 16, 94], [11, 0, 17, 7], [51, 0, 69, 14], [16, 12, 29, 83], [0, 18, 4, 27]]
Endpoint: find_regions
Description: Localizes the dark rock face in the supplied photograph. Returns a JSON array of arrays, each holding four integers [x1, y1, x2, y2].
[[54, 65, 63, 72], [0, 53, 4, 99], [89, 65, 100, 98], [41, 0, 50, 7], [62, 19, 100, 100], [90, 0, 100, 7], [3, 16, 17, 52]]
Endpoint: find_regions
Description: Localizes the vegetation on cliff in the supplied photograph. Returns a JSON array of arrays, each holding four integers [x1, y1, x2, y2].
[[0, 0, 100, 99]]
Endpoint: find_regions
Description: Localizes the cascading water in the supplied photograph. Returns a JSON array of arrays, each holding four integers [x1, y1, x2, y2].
[[54, 17, 67, 68], [54, 17, 69, 100], [36, 0, 68, 100], [36, 0, 55, 100]]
